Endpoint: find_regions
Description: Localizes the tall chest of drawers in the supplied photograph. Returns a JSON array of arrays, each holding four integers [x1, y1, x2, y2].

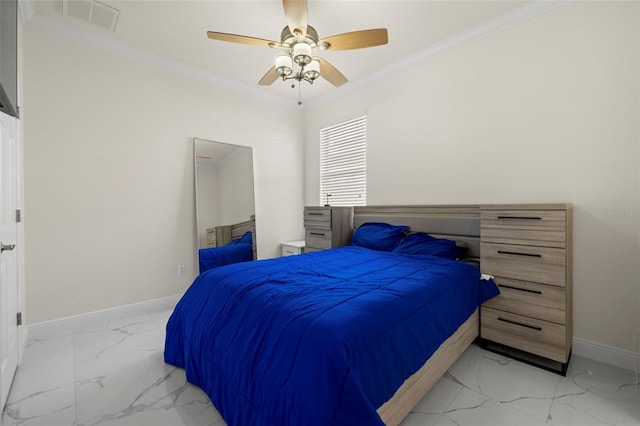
[[304, 206, 353, 252], [480, 204, 572, 374]]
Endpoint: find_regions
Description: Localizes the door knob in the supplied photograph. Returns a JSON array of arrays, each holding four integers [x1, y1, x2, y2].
[[1, 243, 16, 253]]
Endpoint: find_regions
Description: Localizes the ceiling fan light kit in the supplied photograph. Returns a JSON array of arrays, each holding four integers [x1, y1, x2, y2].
[[292, 43, 312, 66], [206, 0, 388, 104], [304, 60, 320, 81], [275, 55, 293, 77]]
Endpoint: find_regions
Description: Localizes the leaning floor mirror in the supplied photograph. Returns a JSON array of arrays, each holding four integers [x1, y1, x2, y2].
[[194, 137, 257, 273]]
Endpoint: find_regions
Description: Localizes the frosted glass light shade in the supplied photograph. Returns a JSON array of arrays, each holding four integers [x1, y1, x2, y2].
[[275, 55, 293, 76], [293, 43, 312, 65], [304, 59, 320, 81]]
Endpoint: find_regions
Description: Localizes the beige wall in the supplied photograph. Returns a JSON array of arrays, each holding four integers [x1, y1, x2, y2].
[[305, 2, 640, 351], [22, 27, 304, 324]]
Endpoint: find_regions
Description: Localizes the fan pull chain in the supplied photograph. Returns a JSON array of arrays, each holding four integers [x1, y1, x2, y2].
[[298, 83, 302, 106]]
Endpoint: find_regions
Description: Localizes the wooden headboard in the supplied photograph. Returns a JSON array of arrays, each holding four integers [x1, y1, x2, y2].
[[208, 215, 257, 259], [231, 215, 257, 260], [230, 215, 255, 239], [353, 205, 481, 258]]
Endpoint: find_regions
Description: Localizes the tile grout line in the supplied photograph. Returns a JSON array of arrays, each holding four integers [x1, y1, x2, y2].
[[546, 376, 563, 424], [435, 375, 465, 425]]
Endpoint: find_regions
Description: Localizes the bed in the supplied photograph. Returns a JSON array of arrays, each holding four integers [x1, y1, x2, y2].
[[166, 205, 498, 425], [198, 216, 257, 273]]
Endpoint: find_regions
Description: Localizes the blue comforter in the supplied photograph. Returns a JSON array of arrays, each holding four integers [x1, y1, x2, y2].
[[198, 243, 253, 274], [165, 246, 497, 426]]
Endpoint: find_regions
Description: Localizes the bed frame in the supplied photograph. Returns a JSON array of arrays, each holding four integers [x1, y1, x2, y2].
[[352, 205, 481, 426], [378, 309, 478, 425], [208, 215, 257, 259]]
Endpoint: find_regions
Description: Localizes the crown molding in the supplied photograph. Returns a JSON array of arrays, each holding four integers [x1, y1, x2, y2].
[[20, 0, 568, 112], [303, 0, 569, 110], [20, 2, 297, 109]]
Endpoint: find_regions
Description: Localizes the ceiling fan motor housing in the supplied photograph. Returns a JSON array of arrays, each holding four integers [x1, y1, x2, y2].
[[280, 25, 320, 48]]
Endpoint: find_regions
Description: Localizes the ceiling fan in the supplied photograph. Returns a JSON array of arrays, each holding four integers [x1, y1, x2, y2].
[[206, 0, 388, 93]]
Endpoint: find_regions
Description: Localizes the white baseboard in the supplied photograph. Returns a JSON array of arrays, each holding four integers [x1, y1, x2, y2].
[[573, 337, 640, 373], [27, 295, 182, 342]]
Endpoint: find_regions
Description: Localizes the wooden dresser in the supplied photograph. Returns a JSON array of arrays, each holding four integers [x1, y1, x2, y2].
[[304, 206, 353, 252], [480, 204, 572, 374]]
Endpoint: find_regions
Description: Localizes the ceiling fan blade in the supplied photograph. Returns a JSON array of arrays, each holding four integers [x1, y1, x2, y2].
[[318, 28, 388, 51], [315, 57, 347, 87], [282, 0, 308, 37], [207, 31, 280, 48], [258, 66, 280, 86]]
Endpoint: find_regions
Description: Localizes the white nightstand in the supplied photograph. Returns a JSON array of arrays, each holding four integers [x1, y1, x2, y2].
[[281, 240, 305, 257]]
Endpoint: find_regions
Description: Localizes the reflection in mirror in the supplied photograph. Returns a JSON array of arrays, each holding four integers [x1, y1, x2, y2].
[[194, 138, 256, 264]]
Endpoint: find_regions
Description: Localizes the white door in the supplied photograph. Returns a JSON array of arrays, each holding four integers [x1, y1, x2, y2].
[[0, 112, 18, 411]]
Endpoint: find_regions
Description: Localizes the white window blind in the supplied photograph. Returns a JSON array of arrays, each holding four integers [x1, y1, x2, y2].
[[320, 115, 366, 206]]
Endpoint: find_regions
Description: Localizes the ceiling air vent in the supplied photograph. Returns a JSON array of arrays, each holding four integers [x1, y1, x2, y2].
[[61, 0, 120, 32]]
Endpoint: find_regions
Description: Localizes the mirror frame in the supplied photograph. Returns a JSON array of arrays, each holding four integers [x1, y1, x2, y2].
[[194, 137, 256, 257]]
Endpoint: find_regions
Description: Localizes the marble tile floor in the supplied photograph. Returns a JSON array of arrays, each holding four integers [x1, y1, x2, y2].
[[2, 307, 639, 426]]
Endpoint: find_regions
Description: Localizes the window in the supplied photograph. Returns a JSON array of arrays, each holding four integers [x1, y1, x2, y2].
[[320, 115, 366, 206]]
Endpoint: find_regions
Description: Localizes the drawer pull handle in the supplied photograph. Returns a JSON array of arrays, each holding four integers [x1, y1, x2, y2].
[[497, 250, 542, 258], [498, 284, 542, 295], [310, 232, 326, 236], [497, 216, 542, 220], [498, 317, 542, 331], [308, 213, 324, 216]]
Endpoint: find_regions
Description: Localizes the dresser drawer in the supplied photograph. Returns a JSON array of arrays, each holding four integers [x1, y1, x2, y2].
[[304, 209, 331, 230], [205, 228, 216, 248], [481, 209, 566, 227], [483, 277, 566, 325], [482, 228, 566, 248], [305, 229, 332, 250], [481, 242, 566, 286], [481, 307, 568, 362], [481, 209, 566, 248]]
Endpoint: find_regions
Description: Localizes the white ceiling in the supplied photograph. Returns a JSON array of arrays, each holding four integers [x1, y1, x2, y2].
[[26, 0, 549, 107]]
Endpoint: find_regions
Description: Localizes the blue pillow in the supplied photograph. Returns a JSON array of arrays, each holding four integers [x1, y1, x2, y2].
[[350, 222, 408, 252], [393, 232, 466, 259], [227, 231, 252, 246]]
